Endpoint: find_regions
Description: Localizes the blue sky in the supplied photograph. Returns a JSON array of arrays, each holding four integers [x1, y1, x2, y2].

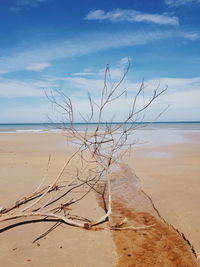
[[0, 0, 200, 122]]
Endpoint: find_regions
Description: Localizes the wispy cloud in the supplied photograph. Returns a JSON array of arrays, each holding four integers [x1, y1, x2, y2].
[[2, 68, 199, 99], [14, 0, 48, 6], [58, 75, 200, 121], [71, 72, 97, 76], [10, 0, 48, 11], [180, 32, 200, 40], [26, 62, 51, 71], [1, 72, 200, 122], [0, 30, 198, 74], [85, 9, 179, 26], [71, 58, 131, 78], [0, 102, 51, 123], [119, 57, 131, 66], [165, 0, 200, 7], [61, 74, 200, 95], [0, 78, 58, 98], [0, 80, 43, 98]]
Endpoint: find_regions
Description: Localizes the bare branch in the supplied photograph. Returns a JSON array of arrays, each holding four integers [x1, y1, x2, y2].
[[0, 62, 168, 236]]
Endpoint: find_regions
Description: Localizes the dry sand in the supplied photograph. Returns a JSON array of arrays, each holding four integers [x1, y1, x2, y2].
[[0, 131, 199, 266], [0, 133, 117, 267]]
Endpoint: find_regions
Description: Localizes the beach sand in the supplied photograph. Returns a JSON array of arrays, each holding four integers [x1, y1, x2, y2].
[[129, 130, 200, 255], [0, 133, 117, 267], [0, 131, 199, 266]]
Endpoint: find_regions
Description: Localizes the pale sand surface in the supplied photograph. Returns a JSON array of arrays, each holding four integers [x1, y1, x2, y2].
[[0, 131, 199, 266], [0, 134, 117, 267], [127, 130, 200, 255]]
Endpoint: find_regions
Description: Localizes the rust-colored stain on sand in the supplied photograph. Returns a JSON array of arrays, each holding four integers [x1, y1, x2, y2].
[[99, 163, 197, 267]]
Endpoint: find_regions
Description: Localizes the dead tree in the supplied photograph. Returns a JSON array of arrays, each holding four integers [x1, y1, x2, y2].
[[0, 62, 167, 231]]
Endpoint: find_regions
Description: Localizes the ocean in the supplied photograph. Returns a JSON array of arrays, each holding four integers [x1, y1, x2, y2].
[[0, 122, 200, 133]]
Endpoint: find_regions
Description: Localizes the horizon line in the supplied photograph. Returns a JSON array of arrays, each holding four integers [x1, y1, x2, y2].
[[0, 121, 200, 125]]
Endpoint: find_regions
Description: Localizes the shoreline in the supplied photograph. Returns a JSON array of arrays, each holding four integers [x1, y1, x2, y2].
[[0, 121, 200, 134]]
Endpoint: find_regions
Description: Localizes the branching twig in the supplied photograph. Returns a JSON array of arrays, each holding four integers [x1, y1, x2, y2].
[[0, 63, 167, 236]]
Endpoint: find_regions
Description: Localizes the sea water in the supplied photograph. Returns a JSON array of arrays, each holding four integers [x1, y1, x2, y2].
[[0, 121, 200, 133], [0, 122, 199, 149]]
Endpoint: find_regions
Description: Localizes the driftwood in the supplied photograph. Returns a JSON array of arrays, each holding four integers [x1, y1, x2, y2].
[[0, 62, 167, 234]]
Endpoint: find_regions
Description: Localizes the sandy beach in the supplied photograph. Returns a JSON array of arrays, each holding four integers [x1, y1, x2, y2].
[[0, 133, 117, 267], [131, 130, 200, 254], [0, 130, 199, 266]]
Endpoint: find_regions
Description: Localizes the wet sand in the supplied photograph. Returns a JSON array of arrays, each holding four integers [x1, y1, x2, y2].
[[128, 130, 200, 256], [102, 163, 197, 266]]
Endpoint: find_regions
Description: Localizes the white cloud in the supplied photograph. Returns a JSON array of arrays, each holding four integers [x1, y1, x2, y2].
[[62, 77, 104, 93], [1, 64, 200, 101], [26, 62, 51, 71], [63, 73, 200, 95], [0, 102, 51, 123], [14, 0, 47, 7], [119, 57, 131, 66], [180, 32, 200, 40], [85, 9, 179, 26], [71, 72, 96, 76], [0, 73, 200, 122], [0, 30, 198, 74], [165, 0, 200, 7], [21, 0, 46, 4], [10, 0, 48, 11], [50, 76, 200, 122], [55, 75, 200, 121], [139, 77, 200, 92], [0, 81, 42, 98], [71, 58, 131, 79], [0, 78, 58, 98]]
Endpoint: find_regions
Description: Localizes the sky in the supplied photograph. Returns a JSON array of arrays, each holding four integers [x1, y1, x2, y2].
[[0, 0, 200, 123]]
